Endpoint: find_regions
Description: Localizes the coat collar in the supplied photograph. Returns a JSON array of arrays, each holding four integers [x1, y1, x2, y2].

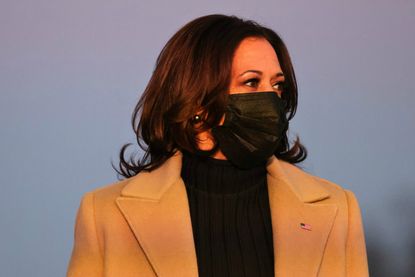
[[116, 151, 338, 276], [119, 150, 330, 203]]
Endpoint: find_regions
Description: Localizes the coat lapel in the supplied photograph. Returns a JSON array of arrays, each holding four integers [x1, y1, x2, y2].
[[266, 156, 338, 276], [116, 151, 338, 277], [115, 152, 198, 277]]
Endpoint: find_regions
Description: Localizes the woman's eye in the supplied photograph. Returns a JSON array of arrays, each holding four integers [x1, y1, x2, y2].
[[244, 78, 259, 87], [273, 81, 286, 92]]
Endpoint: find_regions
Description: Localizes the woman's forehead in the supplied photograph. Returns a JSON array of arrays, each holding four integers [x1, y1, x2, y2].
[[232, 37, 282, 75]]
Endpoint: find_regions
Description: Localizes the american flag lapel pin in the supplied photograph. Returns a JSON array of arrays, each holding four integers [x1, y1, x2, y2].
[[300, 222, 312, 231]]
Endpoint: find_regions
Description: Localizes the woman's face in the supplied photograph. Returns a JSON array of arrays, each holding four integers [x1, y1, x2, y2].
[[195, 36, 285, 158], [229, 36, 285, 97]]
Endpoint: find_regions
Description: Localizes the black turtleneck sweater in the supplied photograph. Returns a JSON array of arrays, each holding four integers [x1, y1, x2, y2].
[[180, 151, 275, 277]]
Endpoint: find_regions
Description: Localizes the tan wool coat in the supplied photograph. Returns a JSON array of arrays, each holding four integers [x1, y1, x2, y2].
[[67, 151, 369, 276]]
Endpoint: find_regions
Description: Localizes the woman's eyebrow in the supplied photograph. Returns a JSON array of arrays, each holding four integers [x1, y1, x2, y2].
[[238, 69, 262, 76], [238, 70, 285, 78]]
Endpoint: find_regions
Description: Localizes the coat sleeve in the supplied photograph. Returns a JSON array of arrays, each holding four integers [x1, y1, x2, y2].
[[66, 192, 104, 277], [344, 189, 369, 276]]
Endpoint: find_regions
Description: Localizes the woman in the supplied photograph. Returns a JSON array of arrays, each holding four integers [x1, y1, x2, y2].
[[67, 14, 369, 276]]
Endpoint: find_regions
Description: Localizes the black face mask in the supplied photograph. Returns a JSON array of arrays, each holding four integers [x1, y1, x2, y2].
[[211, 91, 288, 169]]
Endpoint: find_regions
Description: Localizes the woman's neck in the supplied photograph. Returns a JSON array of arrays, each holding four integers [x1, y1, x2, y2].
[[195, 128, 228, 160]]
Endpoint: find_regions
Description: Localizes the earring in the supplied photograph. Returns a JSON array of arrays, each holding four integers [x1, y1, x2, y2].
[[192, 114, 202, 124]]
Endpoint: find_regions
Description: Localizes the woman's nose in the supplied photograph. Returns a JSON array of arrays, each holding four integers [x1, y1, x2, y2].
[[259, 83, 274, 92]]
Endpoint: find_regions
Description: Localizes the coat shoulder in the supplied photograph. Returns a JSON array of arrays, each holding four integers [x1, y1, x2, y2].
[[289, 162, 353, 204], [91, 179, 126, 196], [77, 177, 138, 230], [82, 177, 132, 208]]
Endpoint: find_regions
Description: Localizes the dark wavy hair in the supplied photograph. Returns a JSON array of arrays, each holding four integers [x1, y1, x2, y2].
[[112, 14, 308, 179]]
